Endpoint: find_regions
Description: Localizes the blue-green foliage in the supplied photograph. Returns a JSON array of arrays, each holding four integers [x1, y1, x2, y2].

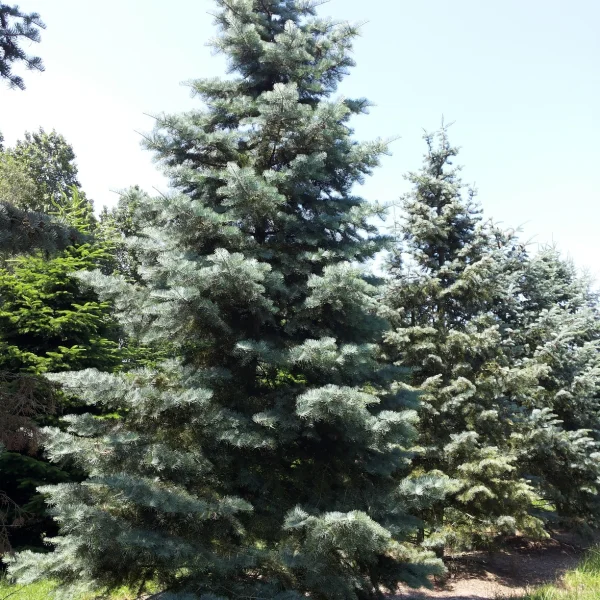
[[8, 2, 450, 598], [384, 129, 600, 548], [506, 248, 600, 526], [384, 129, 547, 548]]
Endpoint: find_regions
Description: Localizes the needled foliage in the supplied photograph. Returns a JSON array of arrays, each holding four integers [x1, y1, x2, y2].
[[8, 2, 450, 598], [384, 129, 546, 550], [0, 3, 45, 90], [504, 247, 600, 527], [0, 190, 126, 551], [0, 201, 83, 255]]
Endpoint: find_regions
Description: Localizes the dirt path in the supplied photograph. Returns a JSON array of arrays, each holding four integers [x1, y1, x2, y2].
[[393, 533, 593, 599]]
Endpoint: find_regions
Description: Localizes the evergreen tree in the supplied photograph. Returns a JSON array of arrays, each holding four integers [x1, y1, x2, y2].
[[98, 187, 146, 281], [9, 1, 447, 598], [0, 190, 125, 550], [384, 129, 545, 549], [0, 200, 83, 254], [503, 247, 600, 526], [0, 190, 120, 375], [0, 372, 58, 553], [0, 3, 45, 89]]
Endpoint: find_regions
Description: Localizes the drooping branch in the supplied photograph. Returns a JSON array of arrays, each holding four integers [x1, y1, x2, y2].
[[0, 201, 85, 254]]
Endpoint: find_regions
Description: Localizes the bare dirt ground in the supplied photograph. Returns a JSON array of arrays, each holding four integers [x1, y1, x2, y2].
[[393, 532, 597, 600]]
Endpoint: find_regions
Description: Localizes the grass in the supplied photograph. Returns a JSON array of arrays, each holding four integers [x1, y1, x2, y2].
[[0, 579, 57, 600], [0, 579, 138, 600], [2, 548, 599, 600], [516, 547, 600, 600]]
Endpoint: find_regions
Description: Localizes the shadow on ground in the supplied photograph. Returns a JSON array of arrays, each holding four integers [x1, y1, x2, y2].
[[393, 532, 596, 599]]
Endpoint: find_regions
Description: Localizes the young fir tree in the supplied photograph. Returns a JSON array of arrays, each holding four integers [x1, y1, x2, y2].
[[383, 129, 545, 549], [0, 190, 124, 550], [9, 2, 448, 598], [504, 247, 600, 526]]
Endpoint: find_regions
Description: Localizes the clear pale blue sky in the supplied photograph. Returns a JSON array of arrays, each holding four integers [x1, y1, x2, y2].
[[1, 0, 599, 277]]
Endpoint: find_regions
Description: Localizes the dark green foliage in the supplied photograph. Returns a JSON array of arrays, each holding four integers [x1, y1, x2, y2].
[[8, 2, 449, 598], [0, 191, 126, 551], [0, 372, 59, 552], [0, 3, 45, 89]]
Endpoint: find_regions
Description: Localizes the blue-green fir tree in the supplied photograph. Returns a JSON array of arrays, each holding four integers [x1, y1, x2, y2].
[[383, 129, 546, 550], [9, 2, 447, 598], [504, 247, 600, 527], [0, 200, 83, 254]]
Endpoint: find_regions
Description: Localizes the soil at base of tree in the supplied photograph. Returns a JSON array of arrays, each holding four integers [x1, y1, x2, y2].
[[393, 531, 600, 600]]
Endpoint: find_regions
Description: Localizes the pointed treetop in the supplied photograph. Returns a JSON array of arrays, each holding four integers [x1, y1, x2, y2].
[[208, 0, 358, 102]]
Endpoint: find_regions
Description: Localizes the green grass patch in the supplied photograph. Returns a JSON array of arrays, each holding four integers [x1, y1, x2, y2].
[[0, 579, 138, 600], [0, 579, 57, 600], [518, 547, 600, 600]]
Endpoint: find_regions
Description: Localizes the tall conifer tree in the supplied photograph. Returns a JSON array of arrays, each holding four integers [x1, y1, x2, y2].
[[384, 129, 545, 549], [9, 2, 446, 598]]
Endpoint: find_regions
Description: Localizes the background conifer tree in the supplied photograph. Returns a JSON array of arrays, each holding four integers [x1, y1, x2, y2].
[[502, 247, 600, 527], [384, 129, 545, 550], [0, 189, 127, 550], [98, 187, 147, 281], [9, 1, 449, 597]]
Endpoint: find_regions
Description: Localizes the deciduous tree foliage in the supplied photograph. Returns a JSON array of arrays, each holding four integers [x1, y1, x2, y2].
[[9, 1, 449, 598], [3, 128, 85, 214], [0, 130, 88, 253]]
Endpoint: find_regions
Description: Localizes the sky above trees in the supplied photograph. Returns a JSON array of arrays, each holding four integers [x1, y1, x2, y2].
[[0, 0, 598, 279]]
